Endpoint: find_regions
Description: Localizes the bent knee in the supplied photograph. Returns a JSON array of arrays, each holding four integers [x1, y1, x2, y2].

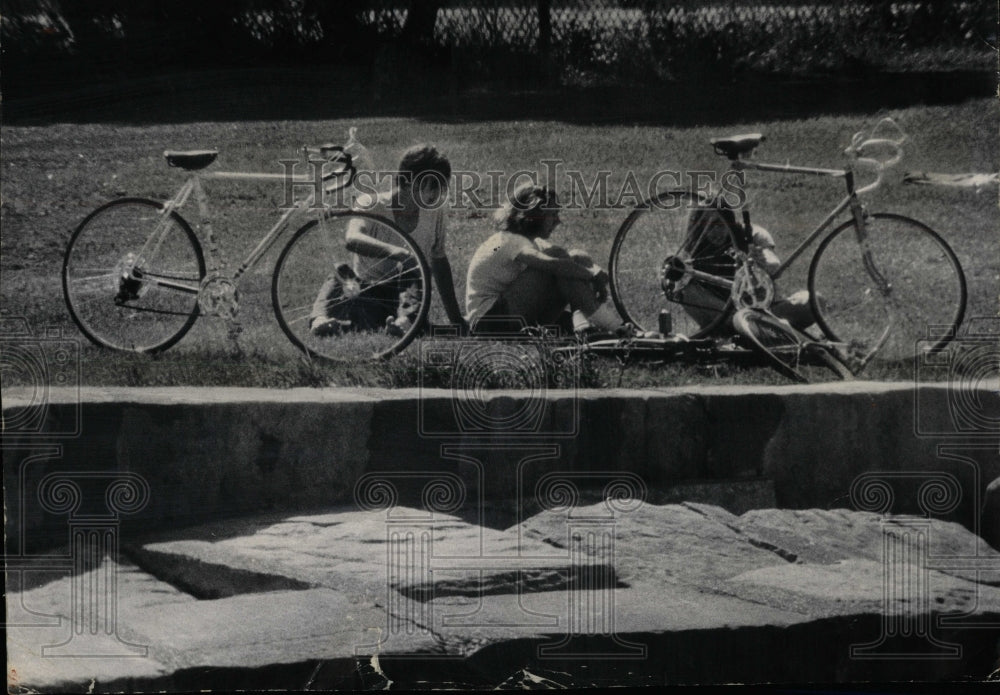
[[785, 289, 811, 306], [540, 244, 570, 259], [568, 249, 594, 266]]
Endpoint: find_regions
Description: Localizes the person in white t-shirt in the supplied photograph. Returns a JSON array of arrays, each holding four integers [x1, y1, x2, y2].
[[465, 183, 621, 335], [310, 145, 466, 336]]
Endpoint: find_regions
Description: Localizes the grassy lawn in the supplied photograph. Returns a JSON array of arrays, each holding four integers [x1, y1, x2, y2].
[[2, 98, 996, 388]]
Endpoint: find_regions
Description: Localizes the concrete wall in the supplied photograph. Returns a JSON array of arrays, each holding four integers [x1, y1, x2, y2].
[[4, 384, 997, 549]]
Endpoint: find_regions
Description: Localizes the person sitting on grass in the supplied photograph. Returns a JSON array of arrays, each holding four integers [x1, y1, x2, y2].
[[676, 199, 816, 334], [464, 182, 622, 337], [309, 144, 467, 337]]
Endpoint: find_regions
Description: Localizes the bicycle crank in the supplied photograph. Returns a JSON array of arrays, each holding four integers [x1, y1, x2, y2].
[[198, 273, 240, 319], [731, 262, 775, 310]]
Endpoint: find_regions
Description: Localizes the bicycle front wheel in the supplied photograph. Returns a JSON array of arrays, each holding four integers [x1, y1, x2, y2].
[[609, 190, 735, 338], [809, 213, 966, 363], [732, 308, 853, 383], [273, 211, 432, 361], [63, 198, 205, 353]]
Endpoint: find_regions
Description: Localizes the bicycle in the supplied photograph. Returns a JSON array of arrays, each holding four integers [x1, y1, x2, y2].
[[557, 313, 862, 384], [608, 119, 968, 366], [730, 308, 860, 383], [62, 134, 433, 361]]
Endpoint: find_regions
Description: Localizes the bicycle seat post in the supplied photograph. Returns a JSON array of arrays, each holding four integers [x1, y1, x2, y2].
[[189, 176, 225, 276], [724, 158, 754, 253]]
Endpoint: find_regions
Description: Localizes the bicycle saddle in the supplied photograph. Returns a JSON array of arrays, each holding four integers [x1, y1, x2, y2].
[[164, 149, 219, 170], [710, 134, 765, 160]]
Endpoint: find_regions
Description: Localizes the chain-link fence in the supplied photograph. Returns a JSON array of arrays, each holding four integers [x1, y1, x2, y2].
[[4, 0, 994, 94], [353, 1, 993, 80]]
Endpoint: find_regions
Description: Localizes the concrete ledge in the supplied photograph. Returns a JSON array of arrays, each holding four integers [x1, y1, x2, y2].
[[7, 503, 1000, 690], [4, 384, 998, 548]]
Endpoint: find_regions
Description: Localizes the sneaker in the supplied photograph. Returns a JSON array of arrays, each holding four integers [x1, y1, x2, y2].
[[385, 315, 411, 338], [310, 316, 348, 338]]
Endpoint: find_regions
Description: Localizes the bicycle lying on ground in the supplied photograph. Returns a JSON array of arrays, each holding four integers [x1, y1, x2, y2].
[[62, 134, 433, 361], [562, 309, 859, 384], [608, 119, 968, 368]]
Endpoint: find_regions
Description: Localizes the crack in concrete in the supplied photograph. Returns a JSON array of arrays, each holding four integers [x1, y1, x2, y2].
[[397, 565, 626, 602], [680, 502, 798, 564], [371, 600, 451, 655], [743, 537, 799, 563], [122, 545, 313, 599]]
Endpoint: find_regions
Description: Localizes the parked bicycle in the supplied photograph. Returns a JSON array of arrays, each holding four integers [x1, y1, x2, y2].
[[608, 119, 967, 366], [62, 134, 433, 361]]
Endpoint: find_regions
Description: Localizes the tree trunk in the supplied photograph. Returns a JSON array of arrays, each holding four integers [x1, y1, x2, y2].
[[400, 0, 442, 48]]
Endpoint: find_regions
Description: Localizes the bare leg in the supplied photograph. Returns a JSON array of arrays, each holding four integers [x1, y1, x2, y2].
[[497, 245, 613, 329], [539, 245, 601, 315], [772, 290, 819, 331], [677, 283, 729, 331], [310, 275, 341, 326]]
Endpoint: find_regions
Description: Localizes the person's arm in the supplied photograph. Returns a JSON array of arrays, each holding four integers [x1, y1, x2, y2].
[[345, 219, 410, 262], [750, 226, 781, 276], [516, 246, 605, 282], [430, 255, 467, 328], [755, 247, 781, 276]]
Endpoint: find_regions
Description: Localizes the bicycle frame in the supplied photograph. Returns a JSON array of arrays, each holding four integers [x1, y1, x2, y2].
[[730, 158, 864, 283], [136, 167, 331, 296]]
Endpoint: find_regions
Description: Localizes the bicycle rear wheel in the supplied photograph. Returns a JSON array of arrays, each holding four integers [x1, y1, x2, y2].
[[732, 308, 853, 383], [809, 213, 966, 364], [63, 198, 205, 352], [609, 190, 737, 338], [272, 211, 432, 361]]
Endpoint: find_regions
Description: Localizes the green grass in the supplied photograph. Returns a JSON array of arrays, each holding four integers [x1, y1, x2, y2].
[[2, 99, 996, 388]]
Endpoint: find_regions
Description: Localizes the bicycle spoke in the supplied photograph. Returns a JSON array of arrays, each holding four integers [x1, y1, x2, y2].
[[273, 213, 432, 360], [283, 292, 411, 326], [611, 191, 734, 338], [63, 199, 204, 352], [68, 274, 118, 291], [810, 214, 966, 362], [733, 308, 852, 383]]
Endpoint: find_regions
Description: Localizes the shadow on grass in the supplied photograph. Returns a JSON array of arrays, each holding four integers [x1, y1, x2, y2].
[[5, 66, 994, 127], [66, 335, 923, 389]]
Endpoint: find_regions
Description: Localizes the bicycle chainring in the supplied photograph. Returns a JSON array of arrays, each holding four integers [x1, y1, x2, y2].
[[731, 262, 775, 310], [198, 274, 240, 319]]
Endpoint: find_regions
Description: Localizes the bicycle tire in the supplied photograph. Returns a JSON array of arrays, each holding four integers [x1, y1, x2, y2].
[[609, 190, 738, 339], [732, 308, 853, 383], [809, 213, 966, 364], [63, 197, 205, 353], [272, 211, 432, 361]]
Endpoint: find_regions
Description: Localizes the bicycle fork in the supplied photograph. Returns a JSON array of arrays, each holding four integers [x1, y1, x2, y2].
[[849, 198, 891, 293], [847, 196, 895, 365]]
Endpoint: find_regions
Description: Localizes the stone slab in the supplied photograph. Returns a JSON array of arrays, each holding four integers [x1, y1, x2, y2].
[[10, 501, 999, 690]]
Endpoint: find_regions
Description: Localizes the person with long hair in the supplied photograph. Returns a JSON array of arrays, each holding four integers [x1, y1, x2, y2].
[[310, 144, 466, 336], [465, 182, 621, 335]]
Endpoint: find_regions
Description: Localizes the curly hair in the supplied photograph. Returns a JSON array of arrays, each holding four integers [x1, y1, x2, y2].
[[396, 144, 451, 189], [494, 182, 560, 238]]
